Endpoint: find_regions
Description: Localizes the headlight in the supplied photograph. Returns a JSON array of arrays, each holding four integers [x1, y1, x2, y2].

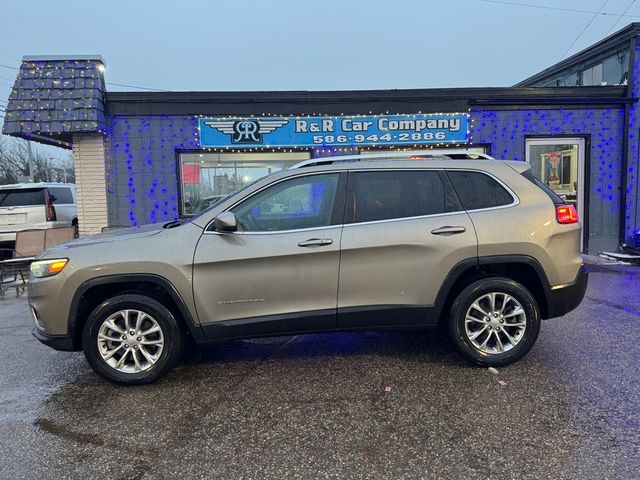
[[30, 258, 68, 278]]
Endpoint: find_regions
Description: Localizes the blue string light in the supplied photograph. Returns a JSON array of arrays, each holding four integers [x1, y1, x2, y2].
[[104, 105, 633, 250], [471, 106, 625, 248], [106, 115, 198, 225]]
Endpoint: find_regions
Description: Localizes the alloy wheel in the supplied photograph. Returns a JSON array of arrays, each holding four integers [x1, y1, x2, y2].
[[464, 292, 527, 354], [97, 309, 165, 373]]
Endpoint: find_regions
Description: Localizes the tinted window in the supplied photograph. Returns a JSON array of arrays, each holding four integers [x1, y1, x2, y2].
[[232, 173, 340, 232], [351, 171, 446, 223], [47, 187, 74, 204], [522, 170, 564, 205], [0, 189, 46, 207], [447, 171, 514, 210]]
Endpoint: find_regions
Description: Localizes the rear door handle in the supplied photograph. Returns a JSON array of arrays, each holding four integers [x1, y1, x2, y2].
[[298, 238, 334, 247], [431, 226, 467, 236]]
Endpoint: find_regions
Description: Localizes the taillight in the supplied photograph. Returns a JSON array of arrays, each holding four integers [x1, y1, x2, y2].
[[45, 190, 57, 221], [556, 204, 579, 224]]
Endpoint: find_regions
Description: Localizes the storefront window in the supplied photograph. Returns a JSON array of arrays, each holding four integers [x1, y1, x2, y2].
[[179, 152, 309, 215]]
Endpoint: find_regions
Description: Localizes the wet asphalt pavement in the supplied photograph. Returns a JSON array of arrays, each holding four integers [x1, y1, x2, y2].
[[1, 264, 640, 479]]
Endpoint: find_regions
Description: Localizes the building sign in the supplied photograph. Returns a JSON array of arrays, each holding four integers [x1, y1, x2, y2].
[[198, 113, 469, 148]]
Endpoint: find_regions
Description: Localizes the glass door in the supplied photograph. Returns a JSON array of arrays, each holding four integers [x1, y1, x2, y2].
[[525, 138, 585, 249]]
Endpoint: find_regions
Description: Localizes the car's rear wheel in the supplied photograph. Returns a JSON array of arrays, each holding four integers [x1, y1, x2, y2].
[[449, 277, 540, 367], [82, 294, 182, 385]]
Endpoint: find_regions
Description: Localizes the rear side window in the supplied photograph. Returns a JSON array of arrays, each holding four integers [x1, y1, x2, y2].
[[350, 171, 447, 223], [522, 170, 565, 205], [0, 189, 46, 207], [47, 187, 74, 204], [447, 171, 514, 210]]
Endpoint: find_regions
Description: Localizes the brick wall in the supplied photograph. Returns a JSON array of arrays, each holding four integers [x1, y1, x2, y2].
[[72, 133, 108, 235]]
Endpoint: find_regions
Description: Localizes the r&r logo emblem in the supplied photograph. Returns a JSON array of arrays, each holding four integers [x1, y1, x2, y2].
[[204, 118, 289, 144]]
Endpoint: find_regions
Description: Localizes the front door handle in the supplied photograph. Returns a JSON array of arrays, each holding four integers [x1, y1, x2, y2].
[[298, 238, 334, 247], [431, 226, 467, 236]]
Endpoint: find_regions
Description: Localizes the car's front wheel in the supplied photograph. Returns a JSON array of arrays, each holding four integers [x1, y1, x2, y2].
[[449, 277, 540, 367], [82, 294, 183, 385]]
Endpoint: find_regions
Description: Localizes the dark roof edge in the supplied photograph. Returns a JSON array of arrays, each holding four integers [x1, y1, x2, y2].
[[515, 22, 640, 87], [106, 85, 628, 103], [105, 86, 630, 116], [21, 55, 106, 65]]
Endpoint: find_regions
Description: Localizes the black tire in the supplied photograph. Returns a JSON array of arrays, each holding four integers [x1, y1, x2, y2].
[[82, 293, 183, 385], [448, 277, 540, 367]]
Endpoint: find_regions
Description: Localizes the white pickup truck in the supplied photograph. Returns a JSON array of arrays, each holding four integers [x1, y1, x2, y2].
[[0, 183, 78, 247]]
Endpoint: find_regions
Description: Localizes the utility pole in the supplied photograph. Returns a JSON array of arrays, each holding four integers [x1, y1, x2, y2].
[[26, 141, 34, 182]]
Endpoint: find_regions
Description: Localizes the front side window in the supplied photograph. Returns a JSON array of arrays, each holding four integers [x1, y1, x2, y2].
[[350, 170, 447, 223], [447, 171, 514, 210], [231, 173, 341, 232]]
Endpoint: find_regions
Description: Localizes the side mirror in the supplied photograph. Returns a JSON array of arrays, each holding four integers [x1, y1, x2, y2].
[[213, 211, 237, 232]]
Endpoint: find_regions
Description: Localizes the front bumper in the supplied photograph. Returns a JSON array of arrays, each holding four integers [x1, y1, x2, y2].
[[544, 265, 589, 319], [32, 328, 76, 351]]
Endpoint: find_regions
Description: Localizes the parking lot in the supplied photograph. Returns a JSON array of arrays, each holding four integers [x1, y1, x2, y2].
[[1, 263, 639, 479]]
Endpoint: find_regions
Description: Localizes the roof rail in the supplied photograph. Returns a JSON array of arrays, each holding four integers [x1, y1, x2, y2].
[[289, 149, 495, 169]]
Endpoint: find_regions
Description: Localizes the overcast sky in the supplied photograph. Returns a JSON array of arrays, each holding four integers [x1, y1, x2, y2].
[[1, 0, 640, 157]]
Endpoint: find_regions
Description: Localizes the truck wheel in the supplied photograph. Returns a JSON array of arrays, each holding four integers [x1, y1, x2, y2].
[[449, 277, 540, 367], [82, 294, 183, 385]]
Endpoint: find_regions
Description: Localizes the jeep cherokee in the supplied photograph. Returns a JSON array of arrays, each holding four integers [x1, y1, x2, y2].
[[28, 151, 588, 384]]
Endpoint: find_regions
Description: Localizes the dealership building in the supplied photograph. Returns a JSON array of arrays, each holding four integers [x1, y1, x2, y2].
[[4, 24, 640, 253]]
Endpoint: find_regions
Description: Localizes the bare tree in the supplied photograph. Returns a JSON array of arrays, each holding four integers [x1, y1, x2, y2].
[[5, 139, 30, 180], [57, 154, 75, 183], [41, 153, 75, 183], [32, 149, 55, 183], [0, 137, 17, 184], [0, 137, 75, 185]]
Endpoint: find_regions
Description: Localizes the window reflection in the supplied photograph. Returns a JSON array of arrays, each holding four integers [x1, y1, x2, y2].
[[179, 152, 309, 215], [528, 144, 579, 204]]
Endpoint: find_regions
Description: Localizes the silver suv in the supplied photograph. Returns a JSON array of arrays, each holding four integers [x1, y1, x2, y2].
[[29, 151, 587, 384], [0, 183, 78, 246]]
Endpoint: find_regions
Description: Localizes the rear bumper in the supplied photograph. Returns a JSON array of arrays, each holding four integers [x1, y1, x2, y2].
[[32, 328, 76, 351], [544, 265, 588, 319], [0, 231, 17, 243]]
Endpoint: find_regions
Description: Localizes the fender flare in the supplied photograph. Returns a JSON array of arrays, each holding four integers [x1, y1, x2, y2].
[[432, 255, 552, 319], [68, 274, 205, 347]]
